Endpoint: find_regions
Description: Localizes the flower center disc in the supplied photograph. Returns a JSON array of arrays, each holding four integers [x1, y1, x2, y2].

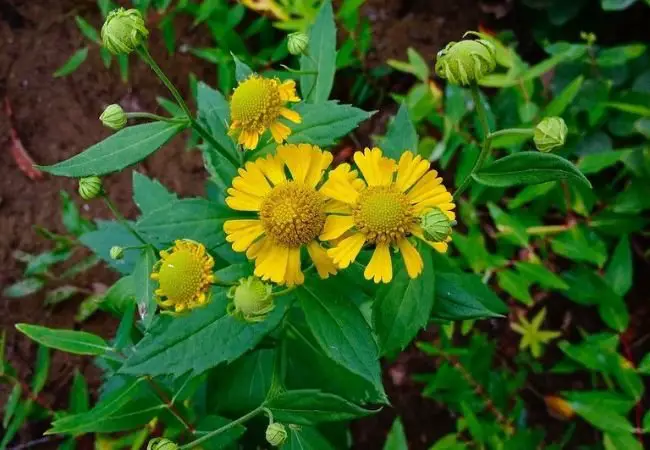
[[230, 76, 282, 127], [259, 181, 326, 247], [158, 249, 204, 303], [354, 186, 414, 243]]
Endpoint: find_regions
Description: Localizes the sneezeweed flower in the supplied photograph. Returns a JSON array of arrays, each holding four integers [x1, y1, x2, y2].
[[227, 276, 274, 322], [229, 74, 301, 150], [78, 176, 103, 200], [101, 8, 149, 55], [435, 33, 496, 86], [147, 438, 178, 450], [150, 239, 215, 313], [320, 148, 456, 283], [224, 144, 337, 286], [534, 117, 567, 152], [100, 104, 127, 130], [265, 422, 288, 447], [287, 32, 309, 56]]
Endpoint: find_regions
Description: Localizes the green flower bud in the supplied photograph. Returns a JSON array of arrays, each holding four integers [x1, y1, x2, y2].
[[146, 438, 178, 450], [266, 423, 288, 447], [100, 104, 127, 130], [110, 246, 124, 260], [78, 176, 103, 200], [435, 33, 496, 86], [420, 207, 455, 242], [226, 276, 274, 323], [534, 117, 567, 152], [101, 8, 149, 55], [287, 32, 309, 56]]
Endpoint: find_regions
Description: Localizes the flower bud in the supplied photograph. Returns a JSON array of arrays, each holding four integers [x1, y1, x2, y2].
[[146, 438, 178, 450], [544, 396, 575, 420], [78, 176, 103, 200], [101, 8, 149, 55], [420, 207, 455, 242], [435, 33, 496, 86], [287, 32, 309, 56], [265, 422, 288, 447], [227, 276, 274, 323], [100, 104, 127, 130], [534, 117, 568, 152], [110, 246, 124, 260]]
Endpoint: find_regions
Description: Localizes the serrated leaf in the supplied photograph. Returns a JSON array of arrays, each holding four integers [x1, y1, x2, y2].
[[380, 103, 418, 160], [473, 152, 591, 189], [16, 324, 113, 356], [54, 48, 89, 77], [300, 0, 336, 103], [132, 172, 177, 216], [432, 272, 508, 320], [265, 390, 373, 425], [38, 122, 185, 177]]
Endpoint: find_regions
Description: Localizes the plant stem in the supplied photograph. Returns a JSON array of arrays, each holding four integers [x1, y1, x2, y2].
[[125, 112, 189, 124], [488, 128, 535, 140], [136, 46, 240, 168], [279, 64, 318, 75], [145, 377, 196, 433], [453, 83, 493, 200], [102, 195, 148, 246], [179, 407, 264, 450]]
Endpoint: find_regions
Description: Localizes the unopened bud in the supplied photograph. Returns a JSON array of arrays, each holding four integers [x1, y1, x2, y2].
[[100, 104, 127, 130], [420, 207, 455, 242], [110, 246, 124, 260], [435, 32, 496, 86], [287, 32, 309, 56], [534, 117, 567, 152], [78, 176, 103, 200], [146, 438, 178, 450], [265, 422, 288, 447], [544, 396, 575, 420], [227, 276, 274, 323], [101, 8, 149, 55]]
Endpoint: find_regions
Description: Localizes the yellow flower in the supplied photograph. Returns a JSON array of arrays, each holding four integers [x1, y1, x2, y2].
[[229, 74, 301, 150], [150, 239, 215, 312], [239, 0, 289, 22], [319, 148, 455, 283], [223, 144, 338, 286]]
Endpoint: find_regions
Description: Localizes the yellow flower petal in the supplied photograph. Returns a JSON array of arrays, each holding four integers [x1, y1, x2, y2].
[[278, 144, 310, 183], [411, 225, 451, 254], [320, 214, 355, 240], [255, 244, 289, 284], [320, 164, 360, 205], [280, 107, 301, 124], [411, 192, 454, 214], [364, 243, 392, 283], [324, 199, 353, 214], [284, 246, 304, 286], [396, 151, 430, 193], [256, 154, 287, 186], [239, 129, 260, 149], [270, 121, 291, 143], [397, 238, 423, 278], [247, 235, 270, 260], [225, 189, 263, 211], [353, 147, 396, 186], [279, 79, 300, 102], [407, 171, 443, 203], [307, 241, 337, 279], [327, 233, 366, 268], [224, 220, 265, 252], [304, 146, 333, 188]]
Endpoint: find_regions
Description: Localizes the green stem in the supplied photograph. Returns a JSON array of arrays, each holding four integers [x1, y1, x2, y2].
[[125, 112, 188, 123], [102, 195, 149, 246], [280, 64, 318, 75], [273, 286, 296, 297], [136, 46, 240, 168], [453, 83, 493, 200], [179, 407, 264, 450], [488, 128, 535, 140]]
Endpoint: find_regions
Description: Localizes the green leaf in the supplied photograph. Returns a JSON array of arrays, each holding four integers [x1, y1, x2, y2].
[[60, 191, 94, 236], [54, 48, 89, 77], [296, 277, 382, 391], [565, 390, 635, 432], [137, 198, 231, 249], [473, 152, 591, 189], [578, 151, 625, 175], [300, 0, 336, 103], [545, 75, 584, 117], [74, 16, 100, 43], [133, 248, 157, 328], [16, 324, 112, 356], [24, 249, 72, 276], [132, 172, 177, 216], [638, 353, 650, 374], [1, 401, 31, 449], [508, 182, 556, 209], [286, 426, 336, 450], [120, 290, 288, 377], [47, 378, 164, 434], [3, 384, 21, 428], [432, 272, 508, 320], [80, 220, 141, 274], [265, 390, 373, 425], [69, 371, 89, 413], [384, 418, 408, 450], [497, 270, 533, 305], [38, 122, 185, 177], [605, 236, 633, 296], [514, 262, 569, 290], [3, 278, 44, 298], [232, 53, 253, 81], [601, 0, 638, 10], [194, 415, 246, 448], [604, 432, 643, 450], [597, 44, 646, 66], [373, 243, 434, 355], [551, 226, 607, 267], [31, 345, 50, 394], [380, 103, 418, 160]]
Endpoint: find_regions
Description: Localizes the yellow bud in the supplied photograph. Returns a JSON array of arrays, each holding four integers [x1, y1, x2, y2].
[[534, 117, 568, 152], [435, 33, 496, 86], [78, 176, 103, 200], [100, 104, 127, 130], [265, 422, 288, 447], [101, 8, 149, 55], [146, 438, 178, 450], [420, 207, 455, 242], [227, 276, 274, 323], [287, 32, 309, 56]]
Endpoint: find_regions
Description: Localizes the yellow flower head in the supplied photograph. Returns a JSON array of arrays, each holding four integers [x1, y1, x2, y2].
[[150, 239, 215, 312], [319, 148, 456, 283], [229, 74, 301, 150], [224, 144, 338, 286]]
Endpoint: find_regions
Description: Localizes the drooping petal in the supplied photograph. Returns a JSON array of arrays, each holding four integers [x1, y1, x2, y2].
[[396, 151, 430, 193], [397, 238, 424, 278], [319, 164, 361, 205], [279, 79, 300, 102], [304, 146, 333, 188], [280, 107, 301, 123], [224, 220, 265, 252], [239, 129, 260, 150], [320, 215, 355, 240], [327, 233, 366, 268], [278, 144, 310, 183], [256, 154, 287, 186], [284, 246, 304, 286], [364, 243, 392, 283], [307, 241, 337, 279], [270, 121, 291, 143], [353, 147, 396, 186], [255, 244, 289, 284], [411, 225, 451, 254]]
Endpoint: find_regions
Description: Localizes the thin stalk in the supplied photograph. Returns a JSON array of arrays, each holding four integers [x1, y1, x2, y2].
[[488, 128, 535, 140], [102, 195, 148, 246], [453, 83, 493, 200], [125, 112, 189, 123], [179, 407, 264, 450], [280, 64, 318, 75]]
